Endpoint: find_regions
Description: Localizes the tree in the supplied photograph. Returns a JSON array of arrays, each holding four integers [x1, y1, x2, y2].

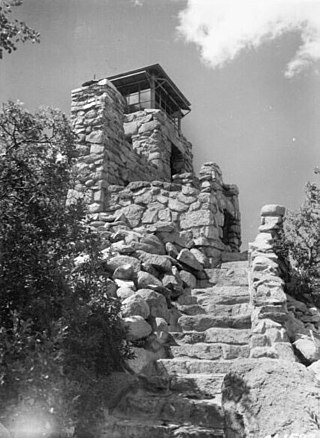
[[0, 0, 39, 59], [0, 101, 130, 437], [281, 174, 320, 303]]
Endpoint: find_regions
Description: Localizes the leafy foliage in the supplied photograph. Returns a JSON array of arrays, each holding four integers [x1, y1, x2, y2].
[[0, 0, 39, 59], [281, 176, 320, 303], [0, 102, 130, 436]]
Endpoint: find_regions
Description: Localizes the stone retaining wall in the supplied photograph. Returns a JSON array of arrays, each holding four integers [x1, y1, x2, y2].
[[89, 162, 241, 261]]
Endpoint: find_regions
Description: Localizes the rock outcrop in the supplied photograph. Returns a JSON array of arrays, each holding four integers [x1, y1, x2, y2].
[[222, 359, 320, 438]]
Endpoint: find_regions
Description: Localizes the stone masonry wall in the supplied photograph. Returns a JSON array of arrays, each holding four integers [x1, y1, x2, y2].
[[71, 79, 193, 214], [124, 109, 193, 179], [249, 204, 295, 360], [90, 163, 241, 261], [70, 78, 241, 255]]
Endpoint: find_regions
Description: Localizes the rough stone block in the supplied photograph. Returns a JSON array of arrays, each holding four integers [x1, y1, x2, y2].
[[90, 144, 104, 154], [86, 130, 104, 143], [137, 271, 162, 289], [107, 255, 141, 273], [136, 289, 169, 321], [294, 335, 320, 363], [123, 316, 152, 341], [180, 211, 213, 229], [141, 209, 158, 224], [124, 121, 139, 137], [138, 120, 160, 134], [179, 270, 197, 289], [260, 204, 286, 217], [122, 294, 150, 319], [88, 202, 102, 213], [253, 284, 287, 305], [119, 204, 144, 227], [168, 198, 189, 212], [177, 249, 204, 271]]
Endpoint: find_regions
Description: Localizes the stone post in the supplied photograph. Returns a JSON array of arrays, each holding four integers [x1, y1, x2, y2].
[[71, 79, 126, 213], [249, 204, 295, 360]]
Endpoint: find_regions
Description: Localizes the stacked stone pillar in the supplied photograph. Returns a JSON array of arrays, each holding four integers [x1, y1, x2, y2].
[[71, 79, 126, 213], [249, 204, 295, 360], [198, 163, 241, 254]]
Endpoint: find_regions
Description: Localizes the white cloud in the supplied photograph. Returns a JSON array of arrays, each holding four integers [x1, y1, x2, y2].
[[130, 0, 144, 6], [177, 0, 320, 77]]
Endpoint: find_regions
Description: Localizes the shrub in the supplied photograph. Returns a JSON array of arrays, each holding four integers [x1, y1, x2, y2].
[[281, 174, 320, 304], [0, 101, 130, 436]]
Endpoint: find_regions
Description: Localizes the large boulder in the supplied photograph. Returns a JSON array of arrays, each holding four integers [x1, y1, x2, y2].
[[113, 263, 135, 281], [179, 270, 197, 289], [136, 289, 169, 321], [294, 333, 320, 363], [123, 316, 152, 341], [308, 359, 320, 384], [122, 295, 150, 319], [107, 255, 141, 274], [162, 269, 183, 298], [135, 251, 172, 273], [116, 285, 135, 300], [139, 234, 166, 255], [177, 248, 203, 271], [137, 271, 162, 289], [222, 359, 320, 437]]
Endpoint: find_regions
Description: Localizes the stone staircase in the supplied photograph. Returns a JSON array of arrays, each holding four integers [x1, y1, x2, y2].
[[104, 260, 251, 438]]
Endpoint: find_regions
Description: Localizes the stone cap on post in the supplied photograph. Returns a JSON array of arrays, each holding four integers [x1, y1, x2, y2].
[[260, 204, 286, 218], [258, 204, 286, 234]]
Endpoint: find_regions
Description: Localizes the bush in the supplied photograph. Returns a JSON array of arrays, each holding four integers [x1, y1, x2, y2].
[[281, 174, 320, 304], [0, 101, 130, 436]]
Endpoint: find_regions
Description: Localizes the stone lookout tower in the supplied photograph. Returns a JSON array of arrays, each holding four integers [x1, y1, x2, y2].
[[70, 64, 242, 262]]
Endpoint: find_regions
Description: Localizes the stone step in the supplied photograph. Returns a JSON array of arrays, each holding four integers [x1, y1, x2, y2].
[[171, 328, 251, 345], [113, 390, 224, 429], [178, 313, 251, 331], [221, 252, 248, 263], [192, 286, 250, 306], [177, 293, 198, 306], [170, 342, 250, 361], [178, 302, 251, 317], [169, 373, 225, 399], [200, 261, 249, 287], [171, 331, 207, 344], [101, 420, 225, 438], [157, 358, 241, 375], [177, 303, 206, 315]]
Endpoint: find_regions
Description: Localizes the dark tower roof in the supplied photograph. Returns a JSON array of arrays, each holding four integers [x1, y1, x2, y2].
[[107, 64, 191, 116]]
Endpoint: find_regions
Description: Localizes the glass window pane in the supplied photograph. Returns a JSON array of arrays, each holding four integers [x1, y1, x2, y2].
[[127, 93, 139, 105], [140, 89, 151, 103]]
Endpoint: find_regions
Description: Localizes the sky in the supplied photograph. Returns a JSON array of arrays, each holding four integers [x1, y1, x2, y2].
[[1, 0, 320, 248]]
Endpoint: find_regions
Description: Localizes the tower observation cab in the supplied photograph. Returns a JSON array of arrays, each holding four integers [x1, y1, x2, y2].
[[108, 64, 191, 132]]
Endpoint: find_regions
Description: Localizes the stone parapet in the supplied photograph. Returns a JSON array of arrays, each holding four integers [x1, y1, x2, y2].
[[88, 162, 241, 263]]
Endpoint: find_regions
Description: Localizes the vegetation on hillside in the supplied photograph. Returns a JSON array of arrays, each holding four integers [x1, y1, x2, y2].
[[0, 101, 130, 437], [281, 172, 320, 305]]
